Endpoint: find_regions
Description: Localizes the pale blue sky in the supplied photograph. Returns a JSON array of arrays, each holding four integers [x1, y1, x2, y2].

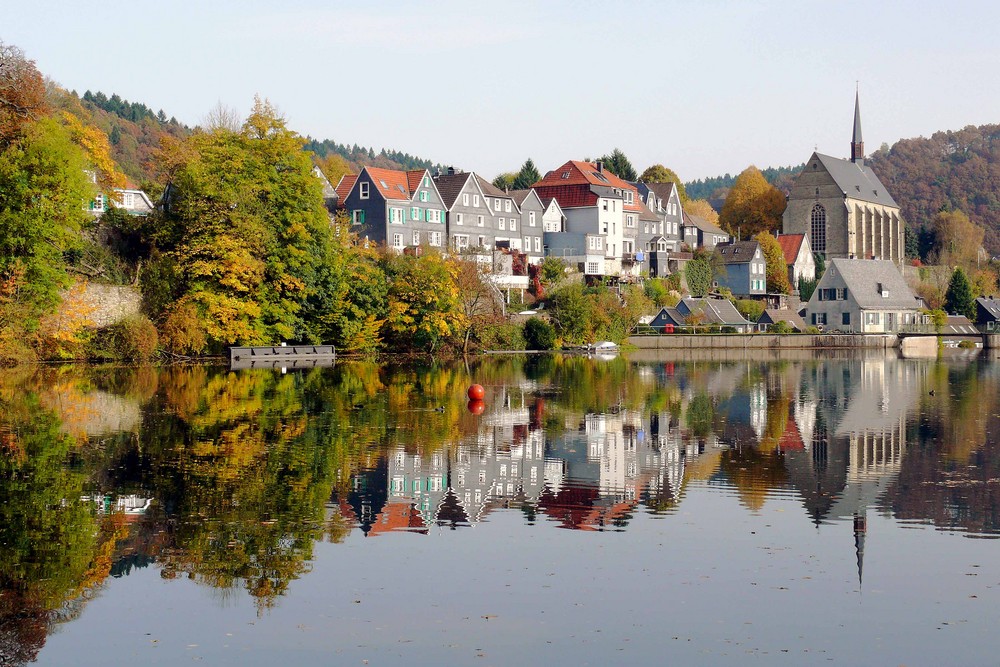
[[7, 1, 999, 182]]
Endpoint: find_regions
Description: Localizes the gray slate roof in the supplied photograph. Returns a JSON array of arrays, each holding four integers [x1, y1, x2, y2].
[[813, 152, 899, 208], [683, 212, 728, 236], [678, 298, 753, 326], [474, 174, 512, 199], [759, 308, 807, 331], [714, 240, 760, 265], [826, 258, 917, 309], [507, 189, 534, 207], [432, 172, 473, 209]]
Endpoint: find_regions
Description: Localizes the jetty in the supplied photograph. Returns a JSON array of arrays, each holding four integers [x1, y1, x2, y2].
[[229, 345, 336, 370]]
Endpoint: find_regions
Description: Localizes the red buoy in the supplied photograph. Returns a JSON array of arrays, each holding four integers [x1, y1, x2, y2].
[[467, 384, 485, 401], [467, 399, 485, 415]]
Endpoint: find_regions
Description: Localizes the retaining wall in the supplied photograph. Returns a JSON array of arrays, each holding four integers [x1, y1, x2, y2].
[[627, 333, 897, 350]]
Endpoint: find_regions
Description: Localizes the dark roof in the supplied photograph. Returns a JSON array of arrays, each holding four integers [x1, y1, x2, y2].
[[507, 189, 533, 206], [812, 152, 899, 208], [714, 240, 761, 265], [677, 298, 753, 326], [474, 174, 512, 199], [643, 182, 677, 204], [683, 212, 728, 236], [638, 199, 659, 222], [432, 172, 473, 209], [943, 315, 978, 335], [853, 90, 863, 146], [819, 259, 917, 310], [975, 297, 1000, 320], [759, 308, 806, 331]]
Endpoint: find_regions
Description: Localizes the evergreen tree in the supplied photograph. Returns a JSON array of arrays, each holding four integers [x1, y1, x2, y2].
[[598, 148, 637, 181], [944, 267, 976, 319], [511, 158, 541, 189]]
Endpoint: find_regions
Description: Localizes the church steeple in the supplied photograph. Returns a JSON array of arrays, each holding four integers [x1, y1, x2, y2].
[[851, 88, 865, 165]]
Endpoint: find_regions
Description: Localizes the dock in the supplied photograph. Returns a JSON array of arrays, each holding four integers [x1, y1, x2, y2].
[[229, 345, 336, 370]]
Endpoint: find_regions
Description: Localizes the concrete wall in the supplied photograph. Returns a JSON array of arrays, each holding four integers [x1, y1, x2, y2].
[[627, 333, 897, 350]]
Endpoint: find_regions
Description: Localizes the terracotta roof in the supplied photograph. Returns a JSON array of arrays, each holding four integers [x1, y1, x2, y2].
[[532, 160, 641, 212], [776, 233, 806, 266], [778, 417, 805, 451], [335, 174, 358, 202], [364, 167, 411, 200], [406, 169, 426, 195]]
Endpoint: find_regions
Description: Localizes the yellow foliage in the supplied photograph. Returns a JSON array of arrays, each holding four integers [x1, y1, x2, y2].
[[60, 111, 126, 195]]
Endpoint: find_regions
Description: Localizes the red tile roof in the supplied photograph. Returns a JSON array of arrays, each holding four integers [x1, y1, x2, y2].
[[532, 160, 641, 212], [364, 167, 413, 200], [335, 174, 357, 203], [406, 169, 427, 195], [778, 417, 805, 451], [777, 234, 806, 266]]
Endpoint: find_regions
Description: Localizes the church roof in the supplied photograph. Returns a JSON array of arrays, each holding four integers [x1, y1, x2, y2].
[[812, 152, 899, 208]]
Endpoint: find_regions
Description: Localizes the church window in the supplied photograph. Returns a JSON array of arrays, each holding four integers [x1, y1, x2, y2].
[[811, 204, 827, 253]]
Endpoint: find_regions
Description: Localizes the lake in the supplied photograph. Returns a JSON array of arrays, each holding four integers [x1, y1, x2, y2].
[[2, 351, 999, 666]]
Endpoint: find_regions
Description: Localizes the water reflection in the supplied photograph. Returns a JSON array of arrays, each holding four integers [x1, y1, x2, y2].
[[2, 354, 1000, 663]]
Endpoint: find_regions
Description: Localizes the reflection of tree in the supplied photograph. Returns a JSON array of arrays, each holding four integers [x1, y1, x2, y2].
[[719, 447, 789, 512]]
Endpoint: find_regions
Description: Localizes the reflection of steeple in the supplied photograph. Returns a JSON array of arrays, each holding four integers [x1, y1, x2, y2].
[[854, 511, 866, 589]]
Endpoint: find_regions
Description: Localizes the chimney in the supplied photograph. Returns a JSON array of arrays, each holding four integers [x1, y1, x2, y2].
[[596, 161, 604, 173]]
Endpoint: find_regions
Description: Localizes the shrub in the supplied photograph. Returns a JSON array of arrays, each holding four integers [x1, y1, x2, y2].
[[958, 339, 977, 349], [524, 317, 556, 350], [478, 322, 526, 351], [734, 299, 764, 321], [770, 320, 794, 334], [86, 315, 159, 361]]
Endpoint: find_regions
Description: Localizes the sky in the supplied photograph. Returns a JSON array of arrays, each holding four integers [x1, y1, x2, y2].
[[6, 0, 1000, 182]]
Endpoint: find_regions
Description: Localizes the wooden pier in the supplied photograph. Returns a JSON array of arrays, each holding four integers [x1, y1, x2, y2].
[[229, 345, 336, 370]]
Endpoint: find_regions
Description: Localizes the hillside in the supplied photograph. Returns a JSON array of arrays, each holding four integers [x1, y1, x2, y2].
[[685, 164, 803, 203], [868, 124, 1000, 252]]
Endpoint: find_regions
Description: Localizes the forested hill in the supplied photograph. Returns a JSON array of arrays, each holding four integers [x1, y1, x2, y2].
[[685, 164, 803, 202], [868, 124, 1000, 251], [304, 138, 445, 174], [55, 89, 445, 189]]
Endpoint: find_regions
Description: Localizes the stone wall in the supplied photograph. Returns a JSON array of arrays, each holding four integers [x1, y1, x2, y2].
[[627, 333, 897, 350], [49, 281, 143, 334]]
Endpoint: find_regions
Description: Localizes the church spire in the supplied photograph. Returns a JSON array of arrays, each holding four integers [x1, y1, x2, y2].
[[851, 87, 865, 165]]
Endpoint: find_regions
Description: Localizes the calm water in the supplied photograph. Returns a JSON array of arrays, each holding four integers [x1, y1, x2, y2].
[[2, 352, 1000, 665]]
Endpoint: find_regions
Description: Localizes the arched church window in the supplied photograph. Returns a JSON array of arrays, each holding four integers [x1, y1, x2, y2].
[[811, 204, 826, 253]]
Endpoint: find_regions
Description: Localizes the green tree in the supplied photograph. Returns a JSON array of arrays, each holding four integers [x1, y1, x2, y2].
[[524, 317, 556, 350], [598, 148, 637, 181], [492, 172, 516, 190], [685, 255, 714, 297], [719, 166, 786, 239], [382, 250, 467, 354], [944, 267, 976, 319], [0, 117, 92, 330], [151, 98, 336, 353], [511, 158, 541, 189], [549, 283, 593, 344], [754, 231, 792, 294], [639, 164, 688, 202]]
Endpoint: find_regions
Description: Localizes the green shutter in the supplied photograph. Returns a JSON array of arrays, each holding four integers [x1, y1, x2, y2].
[[360, 210, 365, 224]]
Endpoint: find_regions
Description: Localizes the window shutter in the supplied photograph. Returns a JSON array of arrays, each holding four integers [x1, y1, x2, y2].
[[360, 210, 365, 224]]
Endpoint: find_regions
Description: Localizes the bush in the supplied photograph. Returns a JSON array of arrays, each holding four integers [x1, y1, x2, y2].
[[478, 322, 526, 351], [770, 320, 794, 334], [958, 339, 977, 349], [524, 317, 556, 350], [734, 299, 764, 321], [86, 315, 159, 361]]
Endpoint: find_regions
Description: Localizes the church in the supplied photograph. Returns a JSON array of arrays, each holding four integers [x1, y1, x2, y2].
[[782, 94, 905, 266]]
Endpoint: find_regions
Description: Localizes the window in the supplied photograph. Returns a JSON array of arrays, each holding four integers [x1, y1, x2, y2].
[[419, 191, 428, 202], [477, 215, 485, 227], [866, 312, 881, 325], [587, 261, 600, 274], [454, 234, 469, 249], [494, 199, 501, 211], [811, 204, 827, 253], [837, 288, 848, 300], [505, 200, 511, 212], [412, 231, 420, 245], [389, 207, 402, 224], [812, 313, 827, 325], [473, 195, 480, 207], [624, 190, 634, 204], [392, 233, 403, 248], [626, 215, 636, 228], [411, 207, 420, 220], [523, 236, 530, 250], [121, 192, 135, 208], [842, 312, 851, 326], [360, 182, 369, 199], [529, 211, 536, 226], [478, 235, 486, 247], [498, 217, 506, 230], [602, 199, 608, 211], [463, 193, 469, 206], [510, 218, 516, 231], [430, 231, 442, 247], [534, 237, 541, 252], [352, 210, 364, 225], [456, 213, 464, 226], [91, 194, 105, 212], [423, 176, 429, 187]]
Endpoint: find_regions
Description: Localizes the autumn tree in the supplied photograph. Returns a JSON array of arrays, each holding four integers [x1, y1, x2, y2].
[[453, 258, 503, 353], [598, 148, 637, 181], [150, 98, 337, 353], [315, 153, 352, 190], [754, 231, 792, 294], [512, 158, 542, 189], [0, 41, 47, 144], [639, 164, 688, 202], [930, 209, 984, 270], [382, 250, 467, 354], [719, 166, 786, 239], [944, 267, 976, 319], [684, 199, 720, 226]]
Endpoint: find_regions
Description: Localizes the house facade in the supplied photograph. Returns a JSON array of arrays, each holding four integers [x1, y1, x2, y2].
[[509, 189, 548, 263], [714, 240, 767, 296], [782, 94, 905, 265], [804, 258, 920, 332], [432, 169, 495, 254], [776, 233, 816, 290], [338, 167, 448, 251], [634, 181, 683, 252], [682, 213, 730, 251]]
